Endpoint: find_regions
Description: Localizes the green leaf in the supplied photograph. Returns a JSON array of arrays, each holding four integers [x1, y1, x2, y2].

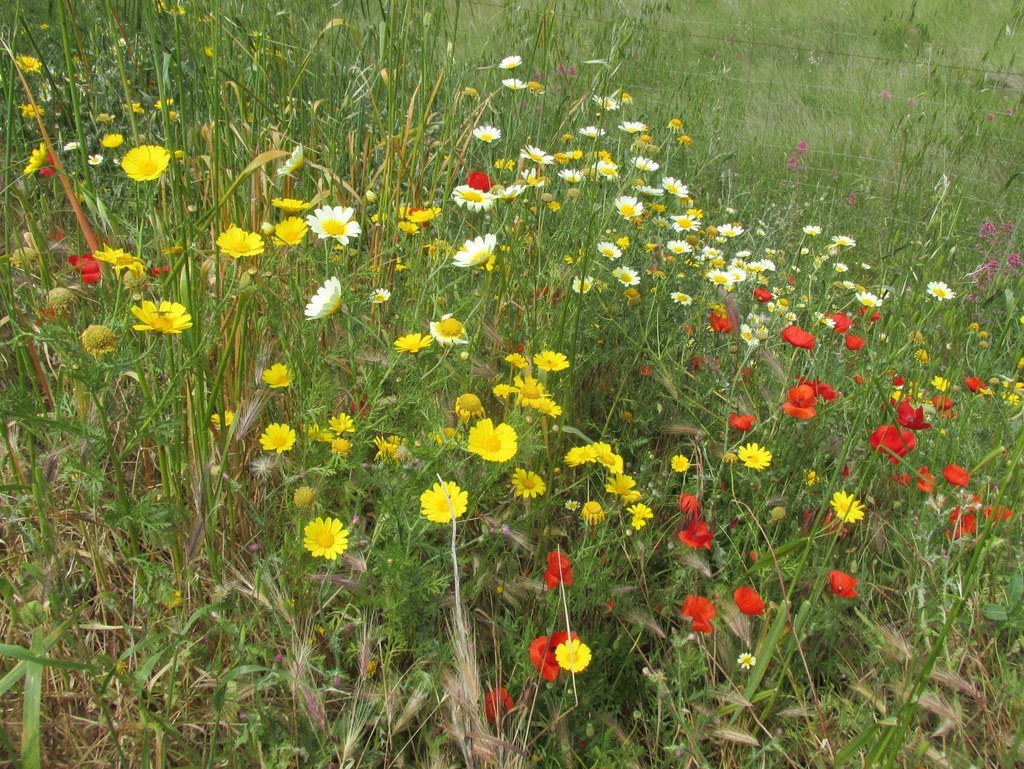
[[982, 603, 1010, 622]]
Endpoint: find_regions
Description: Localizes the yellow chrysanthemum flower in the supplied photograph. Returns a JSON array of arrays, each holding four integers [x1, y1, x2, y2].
[[261, 363, 292, 389], [217, 225, 265, 258], [394, 333, 433, 353], [737, 443, 772, 471], [272, 217, 308, 246], [466, 419, 518, 462], [303, 516, 349, 560], [671, 455, 691, 473], [628, 502, 654, 530], [555, 638, 592, 672], [130, 300, 193, 334], [259, 423, 296, 454], [120, 145, 171, 181], [511, 468, 546, 498], [829, 490, 865, 524], [533, 350, 570, 372], [420, 480, 468, 523]]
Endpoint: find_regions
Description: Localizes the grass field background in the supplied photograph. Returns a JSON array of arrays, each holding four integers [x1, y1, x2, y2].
[[2, 0, 1023, 767]]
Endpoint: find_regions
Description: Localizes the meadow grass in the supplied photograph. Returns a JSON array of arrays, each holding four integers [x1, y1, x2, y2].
[[2, 0, 1023, 767]]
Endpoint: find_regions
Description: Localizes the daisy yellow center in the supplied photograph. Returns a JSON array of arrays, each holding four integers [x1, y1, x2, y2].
[[321, 219, 350, 236], [437, 318, 464, 337], [519, 381, 541, 399], [461, 190, 485, 202], [315, 529, 336, 548], [148, 314, 176, 333]]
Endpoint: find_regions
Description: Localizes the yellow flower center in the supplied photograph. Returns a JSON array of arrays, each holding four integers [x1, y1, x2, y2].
[[315, 529, 336, 548], [437, 318, 464, 337], [321, 219, 350, 236]]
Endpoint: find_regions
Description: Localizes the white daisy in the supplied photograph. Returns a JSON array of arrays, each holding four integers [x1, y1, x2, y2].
[[502, 78, 527, 91], [803, 225, 822, 236], [306, 206, 361, 244], [661, 176, 689, 198], [614, 195, 644, 219], [370, 288, 391, 304], [592, 95, 619, 111], [572, 275, 595, 293], [499, 55, 522, 69], [451, 185, 496, 211], [665, 240, 693, 255], [612, 266, 640, 286], [495, 183, 527, 200], [718, 223, 745, 238], [926, 281, 956, 301], [594, 159, 619, 179], [671, 292, 693, 305], [472, 125, 502, 142], [618, 121, 647, 134], [578, 125, 606, 138], [671, 214, 701, 232], [453, 234, 497, 268], [87, 154, 104, 166], [596, 242, 622, 260], [277, 144, 305, 176], [305, 277, 343, 319], [520, 145, 554, 165], [558, 168, 583, 184], [632, 156, 659, 172]]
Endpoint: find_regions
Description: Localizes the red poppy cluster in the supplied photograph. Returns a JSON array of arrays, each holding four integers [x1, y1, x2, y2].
[[733, 586, 764, 615], [677, 492, 712, 549], [781, 383, 817, 419], [484, 687, 514, 723], [680, 594, 716, 632], [728, 412, 756, 431], [781, 324, 815, 350], [869, 424, 916, 463], [528, 632, 578, 681], [709, 308, 733, 333], [828, 570, 857, 598], [543, 551, 573, 589], [69, 254, 100, 284]]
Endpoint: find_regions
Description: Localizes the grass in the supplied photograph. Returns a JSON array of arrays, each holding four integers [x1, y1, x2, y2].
[[2, 0, 1023, 767]]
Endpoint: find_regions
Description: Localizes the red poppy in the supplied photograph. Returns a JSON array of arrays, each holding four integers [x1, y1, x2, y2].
[[729, 413, 756, 431], [828, 570, 858, 598], [931, 396, 954, 414], [869, 425, 916, 463], [916, 466, 936, 493], [895, 401, 931, 431], [892, 375, 905, 387], [844, 333, 866, 350], [964, 377, 984, 393], [859, 306, 882, 322], [942, 464, 970, 487], [680, 595, 716, 633], [733, 586, 765, 615], [752, 287, 773, 302], [983, 504, 1014, 522], [467, 171, 493, 192], [544, 551, 573, 590], [892, 472, 911, 487], [797, 377, 837, 402], [830, 312, 853, 333], [678, 518, 712, 550], [781, 384, 817, 419], [69, 254, 100, 284], [529, 632, 576, 681], [946, 508, 977, 540], [709, 309, 733, 333], [484, 687, 514, 723], [781, 325, 815, 350], [678, 492, 701, 517]]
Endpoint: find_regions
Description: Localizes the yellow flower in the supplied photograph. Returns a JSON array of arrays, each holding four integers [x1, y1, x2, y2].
[[262, 363, 292, 388], [592, 442, 624, 475], [217, 225, 265, 258], [737, 443, 772, 471], [120, 145, 171, 181], [303, 516, 349, 560], [580, 500, 605, 525], [564, 445, 598, 467], [555, 638, 592, 672], [15, 54, 42, 73], [931, 375, 949, 392], [394, 333, 433, 353], [511, 468, 546, 498], [94, 245, 145, 276], [330, 438, 352, 456], [373, 435, 403, 462], [805, 470, 820, 486], [533, 350, 570, 372], [260, 423, 296, 453], [101, 133, 124, 149], [19, 104, 43, 119], [420, 480, 468, 523], [211, 410, 234, 427], [455, 393, 486, 423], [130, 300, 193, 334], [505, 352, 528, 369], [628, 502, 653, 530], [23, 143, 49, 175], [329, 413, 356, 435], [605, 474, 641, 504], [272, 217, 308, 246], [535, 397, 562, 418], [830, 490, 865, 524], [429, 315, 468, 346], [271, 197, 312, 214], [509, 375, 547, 408], [466, 419, 518, 462], [671, 455, 691, 473]]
